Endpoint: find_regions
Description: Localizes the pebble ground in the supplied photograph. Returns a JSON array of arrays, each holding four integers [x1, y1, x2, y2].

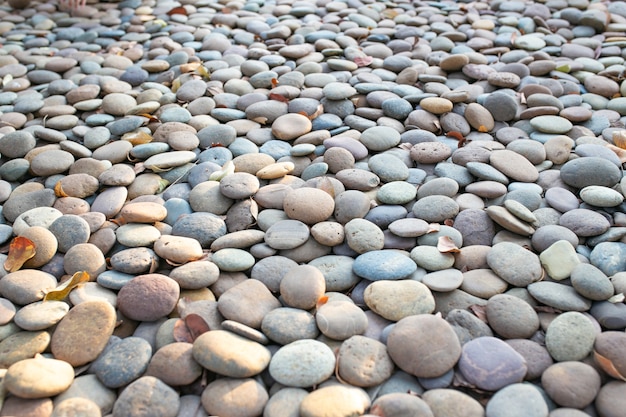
[[0, 0, 625, 416]]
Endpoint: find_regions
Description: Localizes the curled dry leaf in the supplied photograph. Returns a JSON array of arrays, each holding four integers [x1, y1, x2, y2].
[[316, 295, 329, 311], [44, 271, 90, 302], [612, 130, 626, 149], [594, 350, 626, 381], [427, 223, 440, 233], [353, 56, 373, 67], [185, 313, 211, 340], [437, 236, 461, 253], [4, 236, 36, 273], [606, 144, 626, 164], [54, 181, 69, 198], [122, 130, 153, 145], [469, 304, 488, 323], [173, 319, 194, 343]]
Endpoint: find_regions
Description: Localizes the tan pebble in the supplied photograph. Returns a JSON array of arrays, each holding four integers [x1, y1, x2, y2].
[[0, 270, 57, 305], [311, 221, 345, 246], [544, 135, 575, 165], [5, 356, 74, 399], [1, 397, 53, 417], [153, 235, 203, 264], [283, 187, 335, 224], [439, 54, 470, 72], [410, 142, 452, 164], [486, 206, 535, 236], [490, 149, 539, 183], [420, 97, 453, 114], [280, 265, 326, 310], [50, 300, 117, 367], [271, 113, 312, 140], [256, 162, 294, 179], [464, 102, 495, 131], [119, 201, 167, 223], [0, 331, 50, 368], [52, 397, 102, 417]]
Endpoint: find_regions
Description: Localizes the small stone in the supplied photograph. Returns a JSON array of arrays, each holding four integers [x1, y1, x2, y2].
[[299, 385, 369, 417], [541, 361, 601, 408], [364, 280, 435, 321], [193, 330, 271, 378], [422, 389, 485, 417], [539, 240, 580, 280], [544, 311, 596, 362], [486, 294, 539, 339], [487, 242, 542, 287], [269, 339, 336, 387], [337, 335, 394, 387], [112, 376, 179, 417], [117, 274, 180, 322], [201, 378, 268, 417], [387, 315, 461, 378], [91, 337, 153, 389], [316, 300, 368, 341], [458, 336, 527, 391], [485, 383, 548, 417], [5, 356, 74, 399]]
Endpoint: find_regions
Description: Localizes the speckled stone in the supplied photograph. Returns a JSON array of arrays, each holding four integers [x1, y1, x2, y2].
[[269, 339, 336, 387], [544, 312, 596, 362]]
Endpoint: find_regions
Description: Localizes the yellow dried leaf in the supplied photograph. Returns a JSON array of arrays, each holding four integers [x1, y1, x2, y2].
[[4, 236, 36, 273], [478, 125, 489, 133], [612, 130, 626, 149], [437, 236, 461, 253], [54, 181, 69, 198], [122, 130, 153, 145], [43, 271, 90, 302]]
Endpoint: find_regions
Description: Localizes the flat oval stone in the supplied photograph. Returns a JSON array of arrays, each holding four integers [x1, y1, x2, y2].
[[542, 361, 601, 409], [485, 383, 548, 417], [299, 385, 369, 417], [261, 307, 319, 345], [539, 240, 580, 281], [530, 115, 573, 134], [360, 126, 401, 151], [353, 250, 417, 281], [280, 264, 326, 311], [337, 335, 394, 387], [153, 235, 203, 264], [544, 311, 596, 361], [485, 294, 539, 339], [50, 300, 116, 367], [146, 342, 203, 386], [570, 263, 614, 301], [559, 208, 610, 237], [269, 339, 336, 387], [5, 356, 74, 399], [0, 270, 57, 305], [344, 218, 385, 254], [117, 274, 180, 322], [0, 331, 51, 368], [316, 300, 368, 341], [387, 315, 461, 378], [487, 242, 542, 287], [422, 389, 485, 417], [13, 300, 69, 331], [490, 149, 539, 182], [265, 219, 310, 250], [283, 187, 335, 224], [560, 157, 621, 188], [91, 337, 152, 388], [192, 330, 271, 378], [364, 280, 435, 321], [580, 185, 624, 207], [112, 376, 179, 417], [528, 282, 592, 312], [459, 336, 527, 391], [217, 279, 281, 329], [201, 378, 268, 417], [412, 195, 459, 222]]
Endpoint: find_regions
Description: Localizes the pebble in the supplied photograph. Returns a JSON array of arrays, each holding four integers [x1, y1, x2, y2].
[[387, 315, 461, 378], [458, 336, 527, 391], [5, 356, 74, 399], [269, 339, 335, 387], [0, 0, 623, 413], [544, 312, 596, 362]]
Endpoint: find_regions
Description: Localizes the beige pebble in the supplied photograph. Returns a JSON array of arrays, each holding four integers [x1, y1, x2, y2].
[[256, 162, 295, 179], [153, 235, 204, 264], [420, 97, 453, 114], [5, 356, 74, 399], [283, 187, 335, 224]]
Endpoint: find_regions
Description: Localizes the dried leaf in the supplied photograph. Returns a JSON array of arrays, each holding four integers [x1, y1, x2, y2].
[[437, 236, 461, 253], [173, 319, 194, 343], [478, 125, 489, 133], [444, 218, 455, 227], [316, 295, 329, 310], [54, 181, 69, 198], [469, 304, 488, 323], [608, 293, 625, 303], [353, 56, 373, 67], [252, 116, 268, 124], [167, 6, 187, 15], [606, 144, 626, 164], [185, 313, 211, 339], [44, 271, 90, 301], [122, 130, 153, 145], [4, 236, 36, 273], [594, 350, 626, 381], [612, 131, 626, 149], [446, 131, 464, 141], [180, 62, 201, 73], [427, 223, 440, 233], [269, 93, 289, 103], [534, 305, 563, 314], [271, 78, 279, 88]]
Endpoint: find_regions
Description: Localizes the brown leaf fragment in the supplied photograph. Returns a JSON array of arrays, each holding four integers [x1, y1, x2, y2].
[[44, 271, 90, 302], [54, 181, 69, 197], [184, 313, 211, 340], [437, 236, 461, 253], [4, 236, 36, 273], [469, 304, 488, 323], [427, 223, 440, 233], [594, 350, 626, 381], [173, 319, 194, 343]]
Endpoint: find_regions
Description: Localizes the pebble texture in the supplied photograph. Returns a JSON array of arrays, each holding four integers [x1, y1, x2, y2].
[[0, 0, 623, 415]]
